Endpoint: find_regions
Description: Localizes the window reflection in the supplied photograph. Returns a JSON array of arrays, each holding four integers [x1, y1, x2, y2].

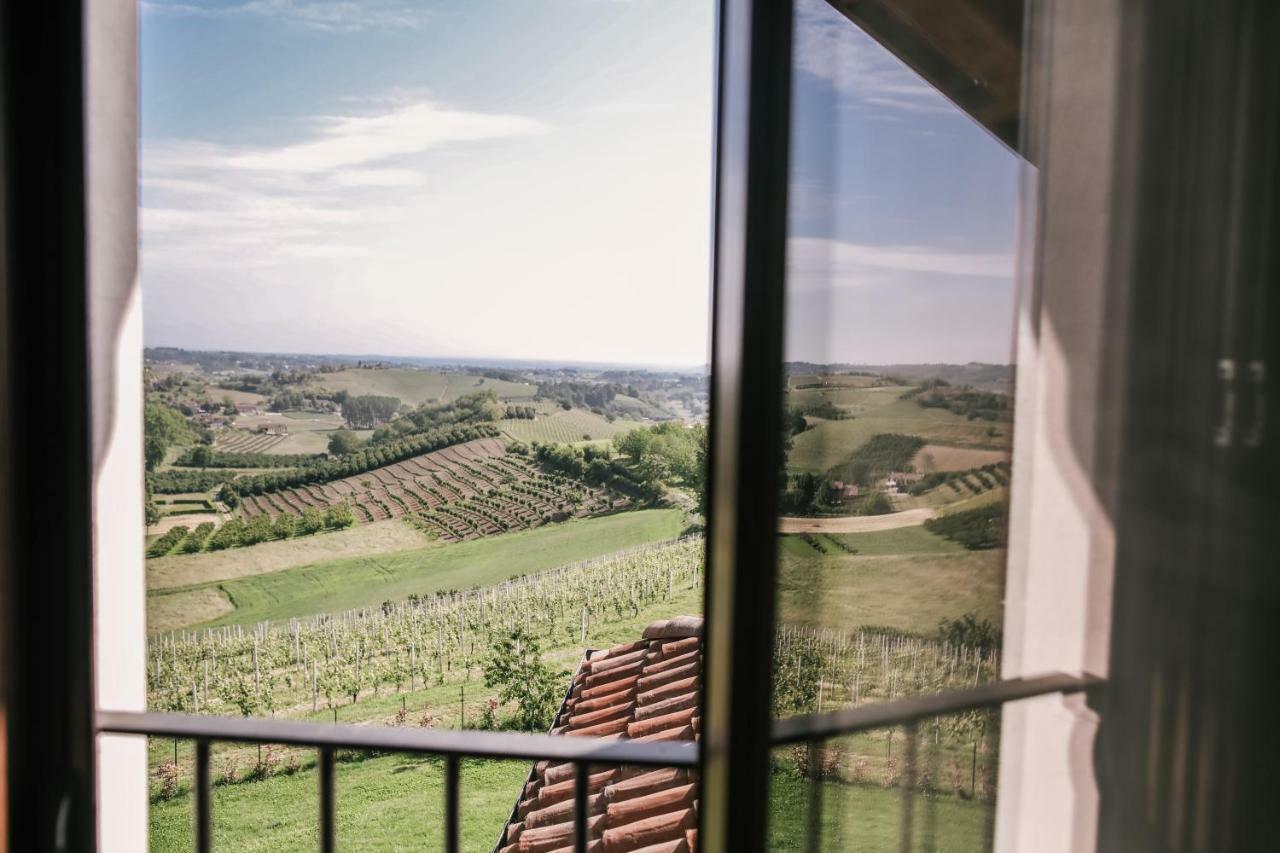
[[771, 0, 1022, 848]]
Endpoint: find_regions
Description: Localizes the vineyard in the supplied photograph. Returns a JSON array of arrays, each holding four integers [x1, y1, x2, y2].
[[497, 409, 645, 445], [238, 437, 626, 542], [146, 535, 997, 722], [146, 536, 1004, 822], [147, 538, 706, 716], [214, 430, 287, 454]]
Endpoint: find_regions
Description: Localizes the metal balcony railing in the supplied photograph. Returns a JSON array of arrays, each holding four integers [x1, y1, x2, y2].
[[96, 672, 1099, 853]]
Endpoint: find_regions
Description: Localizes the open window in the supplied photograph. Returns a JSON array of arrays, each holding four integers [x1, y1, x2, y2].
[[4, 1, 1279, 852]]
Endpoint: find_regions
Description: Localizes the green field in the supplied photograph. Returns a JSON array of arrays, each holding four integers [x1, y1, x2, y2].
[[497, 409, 646, 444], [314, 369, 536, 406], [225, 411, 365, 455], [778, 525, 962, 558], [777, 550, 1005, 635], [148, 509, 686, 631], [787, 383, 909, 413], [788, 397, 1010, 475], [147, 520, 433, 592]]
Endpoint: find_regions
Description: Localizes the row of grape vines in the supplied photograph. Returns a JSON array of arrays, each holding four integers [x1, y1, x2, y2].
[[146, 537, 704, 715], [146, 536, 998, 726]]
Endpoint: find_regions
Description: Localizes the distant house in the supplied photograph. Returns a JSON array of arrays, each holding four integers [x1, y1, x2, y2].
[[195, 413, 227, 428], [828, 480, 859, 500], [235, 404, 259, 415], [258, 422, 288, 436], [884, 471, 923, 493]]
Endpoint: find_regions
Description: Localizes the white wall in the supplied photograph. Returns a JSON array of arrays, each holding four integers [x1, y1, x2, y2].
[[994, 1, 1126, 851]]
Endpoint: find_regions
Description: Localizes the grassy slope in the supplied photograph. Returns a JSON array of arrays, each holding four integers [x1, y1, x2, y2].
[[778, 525, 962, 558], [156, 509, 685, 631], [912, 444, 1010, 473], [788, 397, 1011, 474], [498, 409, 646, 444], [777, 550, 1005, 634], [147, 520, 432, 591], [314, 369, 535, 406]]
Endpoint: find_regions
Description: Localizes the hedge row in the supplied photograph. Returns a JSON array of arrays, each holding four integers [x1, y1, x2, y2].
[[175, 448, 324, 469], [232, 424, 500, 496]]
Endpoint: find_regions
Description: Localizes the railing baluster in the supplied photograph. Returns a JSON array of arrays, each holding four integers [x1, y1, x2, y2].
[[574, 761, 589, 853], [194, 738, 211, 853], [444, 755, 460, 853], [900, 723, 919, 853], [319, 746, 335, 853], [805, 740, 825, 853], [922, 718, 939, 853]]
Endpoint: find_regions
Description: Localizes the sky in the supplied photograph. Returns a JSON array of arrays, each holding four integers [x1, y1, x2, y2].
[[140, 0, 1020, 368]]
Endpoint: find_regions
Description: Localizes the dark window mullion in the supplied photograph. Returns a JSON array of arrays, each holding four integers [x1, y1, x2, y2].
[[700, 1, 794, 852]]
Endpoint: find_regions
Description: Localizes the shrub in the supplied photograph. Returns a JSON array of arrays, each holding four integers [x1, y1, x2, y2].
[[773, 640, 825, 717], [924, 503, 1005, 549], [147, 526, 189, 558], [482, 628, 567, 732], [324, 501, 355, 530], [937, 613, 1002, 651]]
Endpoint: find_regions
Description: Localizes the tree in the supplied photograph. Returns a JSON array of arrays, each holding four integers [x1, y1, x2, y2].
[[482, 628, 567, 732], [271, 512, 295, 540], [342, 395, 400, 429], [862, 492, 893, 515], [144, 403, 193, 471], [937, 613, 1001, 652], [324, 501, 355, 530], [298, 506, 324, 535], [217, 483, 241, 509], [188, 445, 213, 467], [327, 429, 361, 456]]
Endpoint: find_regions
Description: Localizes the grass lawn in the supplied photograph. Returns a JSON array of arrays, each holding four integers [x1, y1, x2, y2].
[[777, 550, 1005, 635], [768, 771, 991, 852], [150, 758, 988, 853], [788, 399, 1010, 474], [498, 409, 646, 444], [147, 520, 433, 591], [153, 508, 686, 631], [149, 754, 529, 853]]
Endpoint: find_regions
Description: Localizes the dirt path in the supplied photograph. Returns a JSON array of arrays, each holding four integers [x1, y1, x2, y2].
[[778, 507, 939, 534]]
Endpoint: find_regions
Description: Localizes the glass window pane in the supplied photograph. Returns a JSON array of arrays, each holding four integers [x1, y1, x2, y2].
[[771, 0, 1024, 847], [139, 0, 714, 846]]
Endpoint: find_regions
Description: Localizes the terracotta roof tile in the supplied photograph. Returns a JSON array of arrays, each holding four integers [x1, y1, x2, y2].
[[496, 617, 703, 853]]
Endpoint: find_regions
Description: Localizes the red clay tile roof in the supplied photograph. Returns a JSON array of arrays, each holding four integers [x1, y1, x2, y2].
[[496, 616, 703, 853]]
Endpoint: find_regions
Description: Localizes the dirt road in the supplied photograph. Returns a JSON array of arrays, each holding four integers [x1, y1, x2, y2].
[[778, 507, 939, 534]]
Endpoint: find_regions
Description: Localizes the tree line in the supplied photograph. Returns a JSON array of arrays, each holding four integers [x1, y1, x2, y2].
[[175, 447, 325, 469], [342, 394, 402, 429], [230, 423, 500, 496]]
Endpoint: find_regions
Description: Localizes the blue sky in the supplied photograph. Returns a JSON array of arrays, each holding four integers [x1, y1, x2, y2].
[[140, 0, 1019, 367]]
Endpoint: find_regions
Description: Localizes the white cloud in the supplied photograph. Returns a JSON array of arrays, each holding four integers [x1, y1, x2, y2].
[[141, 0, 429, 33], [224, 102, 548, 173], [788, 236, 1013, 289], [793, 0, 952, 116], [141, 98, 548, 270]]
